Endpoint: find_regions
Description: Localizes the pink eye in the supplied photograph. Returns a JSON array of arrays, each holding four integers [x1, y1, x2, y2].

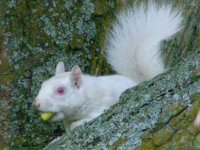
[[56, 87, 65, 95]]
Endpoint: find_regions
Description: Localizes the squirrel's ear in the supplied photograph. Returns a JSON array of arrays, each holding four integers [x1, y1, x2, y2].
[[70, 65, 82, 88], [55, 62, 65, 75]]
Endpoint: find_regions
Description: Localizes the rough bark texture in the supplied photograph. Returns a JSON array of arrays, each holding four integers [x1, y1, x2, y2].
[[44, 52, 200, 149], [0, 0, 199, 149]]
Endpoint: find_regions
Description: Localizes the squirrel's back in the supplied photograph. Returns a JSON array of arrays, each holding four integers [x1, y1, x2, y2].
[[106, 2, 183, 83]]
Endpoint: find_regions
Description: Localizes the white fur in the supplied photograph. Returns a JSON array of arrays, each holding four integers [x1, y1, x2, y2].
[[35, 72, 135, 129], [106, 2, 182, 83], [194, 109, 200, 129], [34, 2, 183, 130]]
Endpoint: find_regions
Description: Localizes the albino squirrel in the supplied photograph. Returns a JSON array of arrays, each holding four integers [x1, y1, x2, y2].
[[33, 2, 182, 130]]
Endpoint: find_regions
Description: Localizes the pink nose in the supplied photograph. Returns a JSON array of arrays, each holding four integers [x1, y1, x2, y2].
[[33, 101, 40, 109]]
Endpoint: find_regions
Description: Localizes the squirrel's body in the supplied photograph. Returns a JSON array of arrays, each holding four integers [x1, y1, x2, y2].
[[80, 75, 135, 110], [33, 2, 183, 130]]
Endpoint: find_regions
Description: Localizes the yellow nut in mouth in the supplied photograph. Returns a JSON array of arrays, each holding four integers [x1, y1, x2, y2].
[[41, 112, 54, 121]]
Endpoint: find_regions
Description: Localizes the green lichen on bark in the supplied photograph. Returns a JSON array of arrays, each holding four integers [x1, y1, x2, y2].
[[1, 0, 116, 76], [2, 0, 97, 74], [194, 134, 200, 150], [163, 0, 200, 68]]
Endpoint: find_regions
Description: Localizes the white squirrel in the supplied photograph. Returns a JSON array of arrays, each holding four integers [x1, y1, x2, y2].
[[33, 2, 182, 130]]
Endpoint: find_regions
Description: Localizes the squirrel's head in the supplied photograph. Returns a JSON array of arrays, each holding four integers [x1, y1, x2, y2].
[[33, 62, 84, 116]]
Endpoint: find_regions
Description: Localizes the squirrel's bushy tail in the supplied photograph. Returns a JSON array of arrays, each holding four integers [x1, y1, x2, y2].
[[106, 2, 182, 83]]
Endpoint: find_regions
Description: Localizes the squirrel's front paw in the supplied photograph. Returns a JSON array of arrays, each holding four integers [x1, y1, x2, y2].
[[50, 113, 64, 122]]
